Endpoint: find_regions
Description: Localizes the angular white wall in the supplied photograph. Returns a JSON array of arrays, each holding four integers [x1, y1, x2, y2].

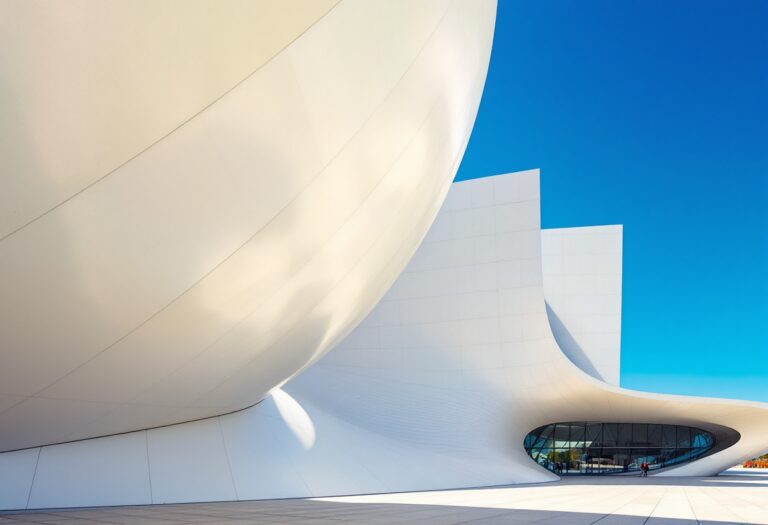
[[542, 226, 623, 385], [0, 0, 339, 238]]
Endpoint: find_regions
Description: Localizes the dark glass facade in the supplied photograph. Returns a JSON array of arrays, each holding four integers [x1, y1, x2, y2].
[[524, 422, 715, 475]]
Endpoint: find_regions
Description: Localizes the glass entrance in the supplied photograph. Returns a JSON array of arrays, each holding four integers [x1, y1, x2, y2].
[[524, 422, 715, 474]]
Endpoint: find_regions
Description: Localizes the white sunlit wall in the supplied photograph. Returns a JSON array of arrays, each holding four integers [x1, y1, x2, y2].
[[542, 225, 623, 386]]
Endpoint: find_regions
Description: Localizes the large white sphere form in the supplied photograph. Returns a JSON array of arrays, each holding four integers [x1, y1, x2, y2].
[[0, 0, 497, 450]]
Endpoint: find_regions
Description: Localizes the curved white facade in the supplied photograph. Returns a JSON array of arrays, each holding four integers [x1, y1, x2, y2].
[[2, 1, 766, 512], [1, 169, 766, 510], [0, 0, 497, 450]]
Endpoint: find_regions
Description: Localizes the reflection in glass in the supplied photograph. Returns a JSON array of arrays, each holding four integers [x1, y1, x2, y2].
[[633, 424, 648, 445], [617, 424, 633, 446], [662, 425, 676, 447], [524, 422, 715, 475], [553, 424, 570, 448], [677, 426, 691, 448], [648, 424, 662, 445], [570, 423, 585, 448], [585, 423, 602, 446]]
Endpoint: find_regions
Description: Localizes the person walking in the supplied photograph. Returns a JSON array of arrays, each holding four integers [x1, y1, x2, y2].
[[640, 461, 649, 477]]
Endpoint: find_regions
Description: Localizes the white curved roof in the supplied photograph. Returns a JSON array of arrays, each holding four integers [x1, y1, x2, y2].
[[0, 0, 497, 450]]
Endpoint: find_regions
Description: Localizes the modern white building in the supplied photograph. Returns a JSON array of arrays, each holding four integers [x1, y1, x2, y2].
[[1, 0, 767, 512]]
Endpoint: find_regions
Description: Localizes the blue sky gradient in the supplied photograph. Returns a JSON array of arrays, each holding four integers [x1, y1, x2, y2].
[[456, 0, 767, 401]]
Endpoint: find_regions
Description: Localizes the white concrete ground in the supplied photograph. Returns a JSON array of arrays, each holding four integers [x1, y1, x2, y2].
[[1, 469, 767, 524]]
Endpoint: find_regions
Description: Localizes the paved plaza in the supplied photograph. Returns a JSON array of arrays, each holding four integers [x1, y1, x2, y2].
[[1, 469, 766, 525]]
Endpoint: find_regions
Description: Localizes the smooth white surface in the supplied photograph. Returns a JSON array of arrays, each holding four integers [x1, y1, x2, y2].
[[542, 225, 623, 385], [0, 448, 38, 510], [147, 419, 237, 504], [3, 171, 766, 510], [0, 0, 496, 450], [27, 433, 151, 509], [218, 399, 311, 500]]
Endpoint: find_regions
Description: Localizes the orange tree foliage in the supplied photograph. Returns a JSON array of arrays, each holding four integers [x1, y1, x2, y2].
[[743, 453, 768, 468]]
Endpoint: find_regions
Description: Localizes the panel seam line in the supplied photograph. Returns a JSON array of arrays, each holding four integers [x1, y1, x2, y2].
[[24, 447, 42, 509], [0, 0, 342, 244]]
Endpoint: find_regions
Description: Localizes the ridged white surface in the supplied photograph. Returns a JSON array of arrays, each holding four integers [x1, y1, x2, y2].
[[4, 169, 767, 511], [0, 0, 497, 450]]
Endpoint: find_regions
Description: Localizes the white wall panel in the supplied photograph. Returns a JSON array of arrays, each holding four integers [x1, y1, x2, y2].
[[147, 419, 236, 504], [542, 225, 623, 385], [27, 433, 151, 509], [219, 399, 312, 500], [0, 448, 38, 510]]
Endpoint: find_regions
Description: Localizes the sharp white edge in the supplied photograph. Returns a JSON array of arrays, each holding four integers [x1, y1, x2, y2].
[[4, 0, 765, 512], [542, 224, 623, 386]]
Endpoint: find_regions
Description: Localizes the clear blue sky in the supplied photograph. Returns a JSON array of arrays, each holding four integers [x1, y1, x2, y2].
[[456, 0, 767, 402]]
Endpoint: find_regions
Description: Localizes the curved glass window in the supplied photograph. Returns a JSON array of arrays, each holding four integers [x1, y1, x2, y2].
[[524, 422, 715, 475]]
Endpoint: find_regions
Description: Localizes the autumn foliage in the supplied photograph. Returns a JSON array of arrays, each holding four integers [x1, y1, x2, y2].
[[743, 453, 768, 468]]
